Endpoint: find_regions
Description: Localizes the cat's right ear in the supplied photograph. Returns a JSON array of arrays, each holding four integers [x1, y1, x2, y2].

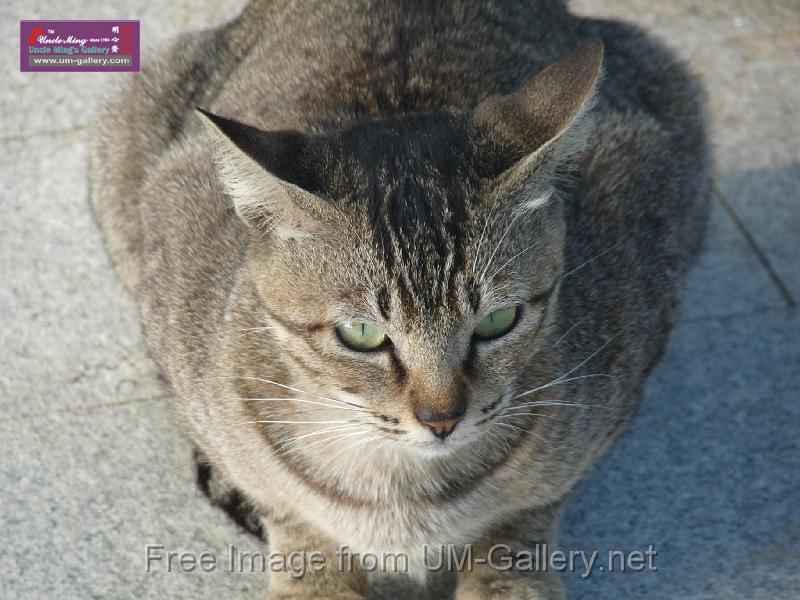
[[196, 108, 329, 239]]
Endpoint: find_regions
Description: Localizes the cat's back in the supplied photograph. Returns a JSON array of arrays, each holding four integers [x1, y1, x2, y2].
[[215, 0, 580, 129]]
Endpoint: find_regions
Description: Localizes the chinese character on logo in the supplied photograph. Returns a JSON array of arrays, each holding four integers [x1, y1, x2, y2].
[[112, 26, 119, 33]]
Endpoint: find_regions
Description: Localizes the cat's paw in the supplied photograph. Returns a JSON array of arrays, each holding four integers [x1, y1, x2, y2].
[[266, 587, 364, 600], [456, 575, 565, 600]]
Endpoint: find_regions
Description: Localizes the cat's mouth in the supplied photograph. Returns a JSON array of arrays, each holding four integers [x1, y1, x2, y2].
[[401, 420, 484, 457], [411, 436, 470, 458], [404, 412, 529, 466]]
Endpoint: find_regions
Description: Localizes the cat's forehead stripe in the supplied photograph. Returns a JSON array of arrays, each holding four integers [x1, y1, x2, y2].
[[376, 286, 391, 319], [370, 174, 471, 314]]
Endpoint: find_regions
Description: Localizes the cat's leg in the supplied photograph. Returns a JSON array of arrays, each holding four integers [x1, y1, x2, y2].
[[455, 503, 565, 600], [193, 450, 365, 597], [194, 448, 266, 540], [265, 510, 367, 600]]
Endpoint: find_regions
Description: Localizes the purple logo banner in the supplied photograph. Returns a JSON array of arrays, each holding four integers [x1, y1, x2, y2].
[[21, 20, 140, 72]]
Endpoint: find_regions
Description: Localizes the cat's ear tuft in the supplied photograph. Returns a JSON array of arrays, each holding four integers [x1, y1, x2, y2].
[[473, 38, 603, 201], [196, 108, 327, 239]]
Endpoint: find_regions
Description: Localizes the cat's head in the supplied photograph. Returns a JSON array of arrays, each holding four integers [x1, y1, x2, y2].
[[201, 40, 602, 455]]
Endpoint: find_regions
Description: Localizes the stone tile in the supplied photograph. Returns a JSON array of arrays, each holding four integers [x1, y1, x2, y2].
[[679, 198, 784, 321], [0, 0, 247, 138], [708, 32, 800, 301], [1, 1, 797, 599], [570, 0, 800, 42], [561, 307, 800, 599], [0, 400, 263, 599], [0, 131, 163, 420], [569, 0, 800, 302]]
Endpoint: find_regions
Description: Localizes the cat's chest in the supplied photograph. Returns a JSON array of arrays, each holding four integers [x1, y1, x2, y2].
[[296, 469, 528, 561], [315, 496, 496, 573]]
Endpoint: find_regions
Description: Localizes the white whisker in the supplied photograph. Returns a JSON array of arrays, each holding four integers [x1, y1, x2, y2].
[[553, 316, 587, 347], [204, 375, 366, 411], [560, 240, 623, 281], [498, 411, 565, 423], [506, 399, 604, 410], [237, 396, 367, 413], [512, 373, 615, 401], [230, 419, 351, 427], [277, 425, 366, 454], [487, 239, 541, 281], [494, 421, 531, 433], [272, 424, 362, 451], [351, 434, 382, 448], [472, 200, 501, 276], [479, 208, 527, 282], [486, 426, 512, 455], [323, 430, 375, 462], [491, 421, 547, 444], [315, 428, 370, 447], [512, 324, 629, 401]]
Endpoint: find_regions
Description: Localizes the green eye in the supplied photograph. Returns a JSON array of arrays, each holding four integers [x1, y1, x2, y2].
[[336, 322, 388, 351], [473, 306, 519, 340]]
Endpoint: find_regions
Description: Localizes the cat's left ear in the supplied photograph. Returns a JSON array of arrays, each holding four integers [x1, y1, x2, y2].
[[473, 38, 604, 206], [197, 108, 331, 239]]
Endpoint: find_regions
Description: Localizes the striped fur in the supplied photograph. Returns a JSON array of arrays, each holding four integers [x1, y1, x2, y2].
[[90, 1, 709, 597]]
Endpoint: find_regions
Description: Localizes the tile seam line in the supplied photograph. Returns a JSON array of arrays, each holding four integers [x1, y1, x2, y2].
[[0, 393, 170, 424], [712, 180, 795, 307], [0, 124, 88, 144], [678, 303, 793, 324]]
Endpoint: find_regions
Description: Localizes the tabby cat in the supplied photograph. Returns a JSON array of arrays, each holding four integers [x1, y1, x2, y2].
[[90, 0, 709, 597]]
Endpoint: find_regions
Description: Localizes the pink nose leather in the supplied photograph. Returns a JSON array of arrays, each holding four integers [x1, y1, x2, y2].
[[415, 406, 465, 439]]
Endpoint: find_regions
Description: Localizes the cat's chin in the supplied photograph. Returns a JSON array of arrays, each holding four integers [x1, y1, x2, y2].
[[406, 437, 471, 459]]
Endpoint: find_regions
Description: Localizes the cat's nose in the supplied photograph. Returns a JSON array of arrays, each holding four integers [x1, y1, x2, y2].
[[415, 405, 465, 439]]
